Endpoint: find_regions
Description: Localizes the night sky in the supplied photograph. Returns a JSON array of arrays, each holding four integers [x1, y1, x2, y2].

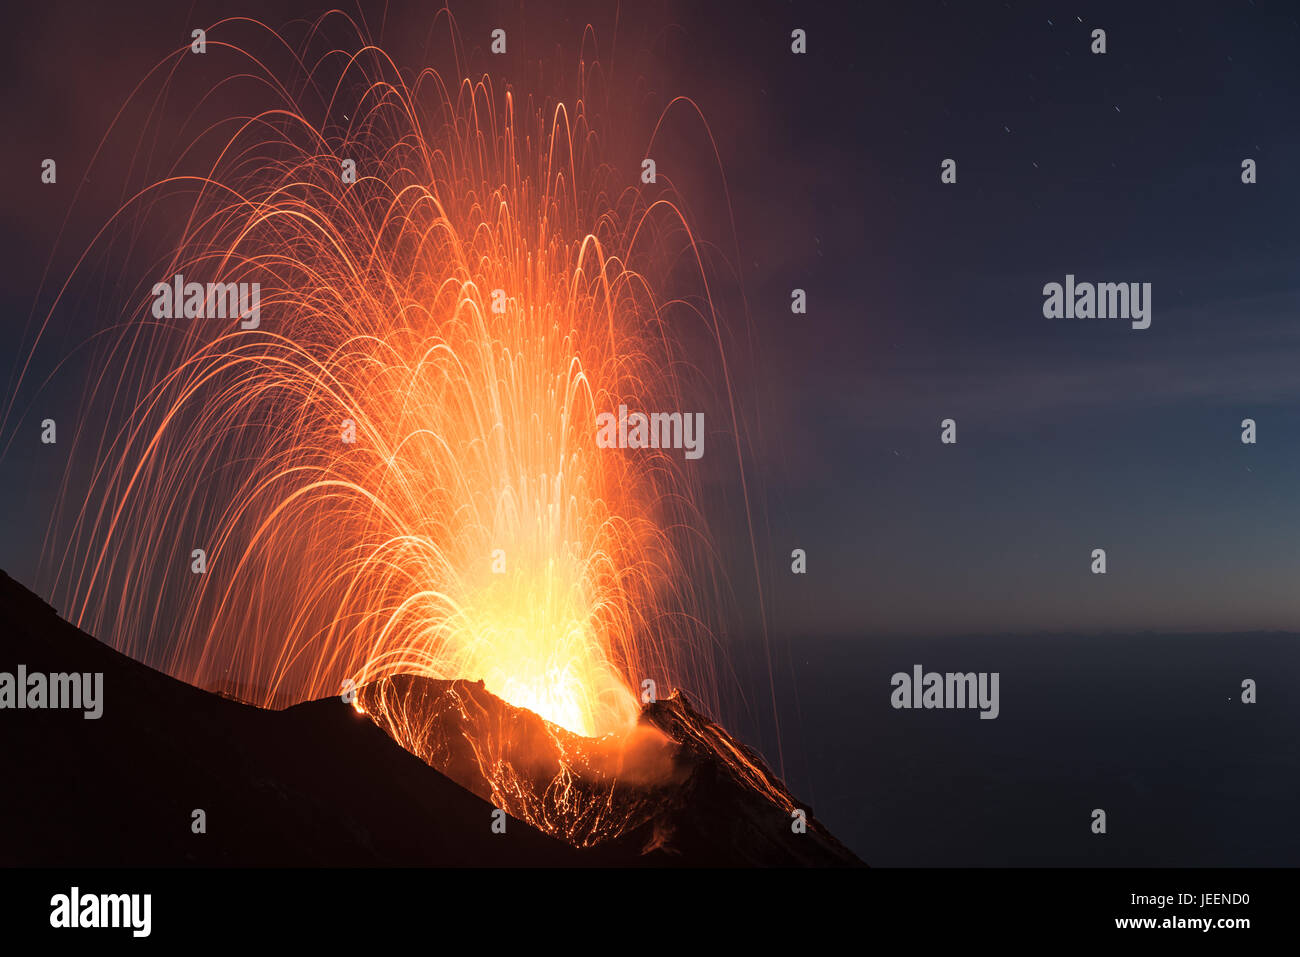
[[2, 1, 1299, 862], [733, 0, 1300, 640], [7, 1, 1300, 635]]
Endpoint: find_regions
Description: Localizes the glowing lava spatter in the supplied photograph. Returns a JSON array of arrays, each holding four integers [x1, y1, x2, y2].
[[33, 10, 740, 805]]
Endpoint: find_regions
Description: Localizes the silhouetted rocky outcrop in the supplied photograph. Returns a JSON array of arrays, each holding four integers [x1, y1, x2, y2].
[[0, 570, 860, 866]]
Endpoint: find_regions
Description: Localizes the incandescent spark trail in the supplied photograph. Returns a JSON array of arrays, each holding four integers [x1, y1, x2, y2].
[[18, 11, 762, 842]]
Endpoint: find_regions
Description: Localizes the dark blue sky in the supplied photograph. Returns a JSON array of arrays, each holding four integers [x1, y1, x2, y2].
[[3, 0, 1299, 643], [715, 0, 1300, 638]]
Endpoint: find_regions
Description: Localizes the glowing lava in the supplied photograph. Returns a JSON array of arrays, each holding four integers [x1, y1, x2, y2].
[[35, 11, 730, 777]]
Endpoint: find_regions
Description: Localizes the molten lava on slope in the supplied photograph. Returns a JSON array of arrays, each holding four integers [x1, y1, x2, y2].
[[359, 675, 862, 866]]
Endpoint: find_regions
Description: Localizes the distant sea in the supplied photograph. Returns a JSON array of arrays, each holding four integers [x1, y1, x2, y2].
[[726, 632, 1300, 866]]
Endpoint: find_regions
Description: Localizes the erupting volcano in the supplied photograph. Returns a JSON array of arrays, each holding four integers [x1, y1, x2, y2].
[[15, 12, 849, 861]]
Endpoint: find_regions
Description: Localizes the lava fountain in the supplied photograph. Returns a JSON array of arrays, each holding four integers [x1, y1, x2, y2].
[[28, 12, 752, 845]]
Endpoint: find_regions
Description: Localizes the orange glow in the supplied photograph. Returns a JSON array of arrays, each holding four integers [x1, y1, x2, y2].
[[41, 13, 732, 763]]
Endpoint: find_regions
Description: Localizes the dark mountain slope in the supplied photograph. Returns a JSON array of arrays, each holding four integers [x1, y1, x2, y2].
[[0, 569, 861, 866]]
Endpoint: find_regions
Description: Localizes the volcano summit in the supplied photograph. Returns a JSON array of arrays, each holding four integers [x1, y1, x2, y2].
[[0, 570, 859, 867]]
